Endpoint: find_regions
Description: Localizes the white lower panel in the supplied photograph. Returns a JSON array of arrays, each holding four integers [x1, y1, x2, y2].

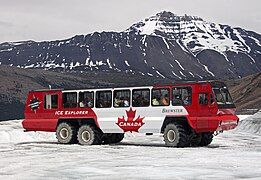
[[94, 106, 188, 133]]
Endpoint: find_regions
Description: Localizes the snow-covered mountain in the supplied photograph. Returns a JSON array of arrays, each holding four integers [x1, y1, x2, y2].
[[0, 11, 260, 80], [127, 11, 260, 54], [126, 11, 261, 75]]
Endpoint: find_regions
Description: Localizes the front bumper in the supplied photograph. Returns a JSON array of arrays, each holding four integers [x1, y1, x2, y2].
[[216, 120, 238, 131]]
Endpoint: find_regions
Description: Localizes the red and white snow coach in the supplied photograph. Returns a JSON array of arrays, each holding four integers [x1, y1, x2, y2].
[[22, 81, 238, 147]]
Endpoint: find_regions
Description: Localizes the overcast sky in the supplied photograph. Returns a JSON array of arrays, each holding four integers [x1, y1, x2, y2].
[[0, 0, 260, 43]]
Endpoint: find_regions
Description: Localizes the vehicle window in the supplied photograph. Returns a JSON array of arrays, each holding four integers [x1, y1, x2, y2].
[[220, 88, 233, 104], [114, 90, 130, 108], [96, 91, 112, 108], [132, 89, 150, 107], [213, 87, 234, 105], [211, 82, 236, 108], [63, 92, 77, 108], [172, 87, 192, 106], [199, 93, 208, 105], [44, 94, 58, 109], [79, 91, 94, 108], [213, 89, 225, 104], [152, 88, 170, 106]]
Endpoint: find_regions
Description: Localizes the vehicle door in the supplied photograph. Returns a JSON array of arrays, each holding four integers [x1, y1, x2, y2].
[[197, 91, 211, 130]]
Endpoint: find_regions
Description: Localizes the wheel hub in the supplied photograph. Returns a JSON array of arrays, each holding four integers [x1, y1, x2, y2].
[[82, 131, 91, 142], [167, 130, 176, 142], [60, 128, 69, 139]]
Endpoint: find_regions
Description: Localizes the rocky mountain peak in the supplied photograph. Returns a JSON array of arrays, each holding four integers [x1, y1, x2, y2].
[[155, 11, 203, 21], [154, 11, 178, 21], [126, 11, 204, 36]]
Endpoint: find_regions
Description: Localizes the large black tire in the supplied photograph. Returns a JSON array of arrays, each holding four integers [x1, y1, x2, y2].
[[56, 122, 77, 144], [199, 132, 213, 146], [77, 125, 102, 145], [113, 133, 124, 143], [163, 123, 189, 147], [102, 133, 124, 144], [190, 133, 202, 147]]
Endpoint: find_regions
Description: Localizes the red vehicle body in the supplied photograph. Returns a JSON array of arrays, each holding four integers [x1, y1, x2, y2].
[[23, 81, 239, 147]]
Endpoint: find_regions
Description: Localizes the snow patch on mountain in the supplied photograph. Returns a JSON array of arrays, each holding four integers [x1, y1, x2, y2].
[[124, 61, 130, 67], [107, 58, 113, 69], [175, 60, 185, 71], [162, 37, 170, 49]]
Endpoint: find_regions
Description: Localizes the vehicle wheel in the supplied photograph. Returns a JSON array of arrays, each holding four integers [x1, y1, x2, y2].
[[113, 133, 124, 143], [163, 123, 189, 147], [190, 133, 202, 147], [199, 132, 213, 146], [77, 125, 102, 145], [56, 122, 77, 144], [102, 133, 124, 144]]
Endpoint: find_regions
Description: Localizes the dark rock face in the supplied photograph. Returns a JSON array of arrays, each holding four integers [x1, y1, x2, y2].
[[227, 73, 261, 113], [0, 11, 260, 81], [0, 97, 24, 120]]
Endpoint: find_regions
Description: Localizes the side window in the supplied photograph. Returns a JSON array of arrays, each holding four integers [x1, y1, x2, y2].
[[213, 89, 225, 104], [114, 90, 130, 108], [44, 94, 58, 109], [152, 88, 170, 106], [199, 93, 208, 105], [132, 89, 150, 107], [96, 91, 112, 108], [79, 91, 94, 108], [63, 92, 77, 108], [172, 87, 192, 106]]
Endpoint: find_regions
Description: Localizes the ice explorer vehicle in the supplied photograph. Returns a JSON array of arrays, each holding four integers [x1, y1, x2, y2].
[[23, 81, 238, 147]]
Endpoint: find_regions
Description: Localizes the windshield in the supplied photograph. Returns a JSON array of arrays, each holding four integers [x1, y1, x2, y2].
[[213, 88, 234, 105]]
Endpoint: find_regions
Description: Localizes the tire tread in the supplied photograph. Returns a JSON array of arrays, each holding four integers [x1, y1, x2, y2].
[[199, 132, 213, 146], [164, 122, 189, 147]]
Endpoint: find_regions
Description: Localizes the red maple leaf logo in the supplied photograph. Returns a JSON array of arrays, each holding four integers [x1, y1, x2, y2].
[[116, 108, 145, 132]]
